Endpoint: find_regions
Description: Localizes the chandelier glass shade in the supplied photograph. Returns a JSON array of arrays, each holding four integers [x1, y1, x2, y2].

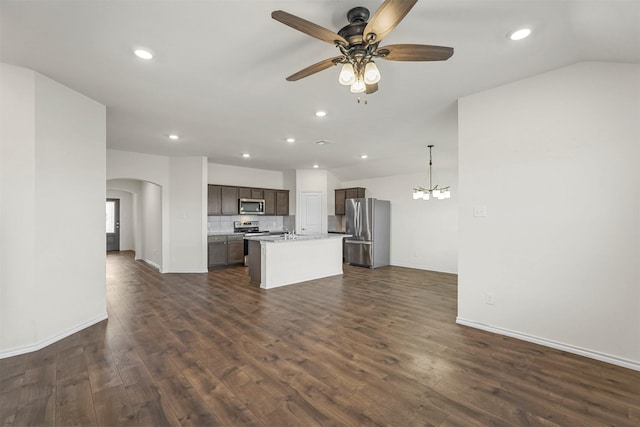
[[413, 145, 451, 200]]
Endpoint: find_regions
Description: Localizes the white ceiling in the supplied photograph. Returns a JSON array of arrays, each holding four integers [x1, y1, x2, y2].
[[2, 1, 638, 181]]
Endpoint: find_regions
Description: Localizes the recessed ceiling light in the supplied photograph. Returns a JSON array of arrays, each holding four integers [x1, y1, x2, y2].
[[242, 153, 250, 158], [508, 28, 531, 41], [168, 134, 179, 140], [286, 137, 295, 143], [133, 48, 153, 59], [313, 164, 319, 168], [360, 154, 368, 159], [315, 110, 327, 117]]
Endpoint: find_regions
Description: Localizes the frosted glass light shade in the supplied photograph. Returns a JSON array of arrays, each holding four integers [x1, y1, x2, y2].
[[364, 61, 381, 84], [413, 191, 420, 200], [422, 192, 430, 200], [338, 63, 356, 85], [350, 78, 366, 93], [432, 189, 441, 198]]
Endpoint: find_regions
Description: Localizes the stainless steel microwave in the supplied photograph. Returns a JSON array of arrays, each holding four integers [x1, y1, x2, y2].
[[239, 198, 265, 215]]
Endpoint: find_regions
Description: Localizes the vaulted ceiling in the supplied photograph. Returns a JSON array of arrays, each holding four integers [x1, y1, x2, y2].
[[2, 1, 638, 181]]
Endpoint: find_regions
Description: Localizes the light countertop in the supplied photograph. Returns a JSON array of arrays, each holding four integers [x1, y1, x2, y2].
[[244, 233, 351, 243]]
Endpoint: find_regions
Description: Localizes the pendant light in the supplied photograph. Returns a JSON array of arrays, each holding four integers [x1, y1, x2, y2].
[[412, 145, 451, 200]]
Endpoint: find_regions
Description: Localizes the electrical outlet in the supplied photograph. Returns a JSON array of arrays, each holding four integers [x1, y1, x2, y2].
[[485, 292, 496, 305]]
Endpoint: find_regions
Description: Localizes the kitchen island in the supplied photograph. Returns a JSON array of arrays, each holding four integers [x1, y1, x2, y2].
[[245, 234, 348, 289]]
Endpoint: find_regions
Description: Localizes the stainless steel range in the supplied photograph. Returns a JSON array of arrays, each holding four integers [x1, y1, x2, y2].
[[234, 221, 269, 266]]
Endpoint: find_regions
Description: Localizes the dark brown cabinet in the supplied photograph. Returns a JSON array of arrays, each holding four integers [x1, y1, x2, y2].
[[208, 185, 222, 215], [208, 185, 289, 216], [264, 190, 276, 215], [276, 191, 289, 216], [226, 235, 244, 265], [208, 234, 244, 269], [238, 188, 251, 199], [335, 187, 365, 215], [207, 235, 227, 268], [221, 187, 238, 215]]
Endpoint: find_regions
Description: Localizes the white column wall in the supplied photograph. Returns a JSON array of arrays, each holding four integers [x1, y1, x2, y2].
[[169, 157, 207, 273], [457, 62, 640, 369], [1, 64, 38, 354], [1, 63, 106, 357]]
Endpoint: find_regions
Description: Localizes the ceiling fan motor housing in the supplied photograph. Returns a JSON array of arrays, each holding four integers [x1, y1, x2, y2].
[[338, 7, 371, 46]]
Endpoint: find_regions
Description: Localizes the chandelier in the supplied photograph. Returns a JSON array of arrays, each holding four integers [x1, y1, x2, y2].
[[413, 145, 451, 200]]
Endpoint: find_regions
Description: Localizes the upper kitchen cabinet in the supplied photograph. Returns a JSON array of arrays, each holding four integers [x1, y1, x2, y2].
[[276, 191, 289, 216], [264, 190, 276, 215], [221, 186, 238, 215], [208, 185, 222, 215], [335, 187, 366, 215], [238, 187, 251, 199], [239, 187, 264, 200]]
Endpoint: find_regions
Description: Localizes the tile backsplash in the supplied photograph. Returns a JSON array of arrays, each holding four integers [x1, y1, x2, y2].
[[207, 215, 293, 233]]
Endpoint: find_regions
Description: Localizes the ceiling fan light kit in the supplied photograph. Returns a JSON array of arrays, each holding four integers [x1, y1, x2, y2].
[[272, 0, 453, 96]]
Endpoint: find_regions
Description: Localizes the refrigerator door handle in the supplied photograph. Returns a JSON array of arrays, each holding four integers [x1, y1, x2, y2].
[[345, 240, 372, 244]]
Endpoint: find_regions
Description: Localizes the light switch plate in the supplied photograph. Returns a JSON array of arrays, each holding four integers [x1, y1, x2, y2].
[[473, 205, 487, 217]]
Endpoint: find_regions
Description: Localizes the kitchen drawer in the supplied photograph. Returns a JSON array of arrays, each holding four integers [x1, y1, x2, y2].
[[208, 235, 227, 243]]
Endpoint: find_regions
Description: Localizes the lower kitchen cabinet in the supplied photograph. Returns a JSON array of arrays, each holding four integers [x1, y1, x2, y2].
[[226, 235, 244, 265], [208, 235, 227, 268], [208, 234, 244, 269]]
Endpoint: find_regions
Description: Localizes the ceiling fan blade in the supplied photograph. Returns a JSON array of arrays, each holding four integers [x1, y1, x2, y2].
[[272, 10, 348, 46], [365, 83, 379, 94], [376, 44, 454, 61], [286, 57, 342, 81], [363, 0, 418, 44]]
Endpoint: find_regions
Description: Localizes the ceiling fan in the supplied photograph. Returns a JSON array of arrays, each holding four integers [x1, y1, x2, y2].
[[272, 0, 454, 95]]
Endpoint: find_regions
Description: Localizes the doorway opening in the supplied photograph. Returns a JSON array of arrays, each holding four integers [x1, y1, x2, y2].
[[106, 198, 120, 251]]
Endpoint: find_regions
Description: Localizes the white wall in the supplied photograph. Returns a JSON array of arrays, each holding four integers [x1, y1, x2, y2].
[[208, 162, 284, 189], [1, 63, 107, 357], [343, 171, 458, 274], [169, 157, 207, 272], [107, 150, 208, 272], [458, 62, 640, 369], [140, 181, 163, 269], [106, 189, 135, 251]]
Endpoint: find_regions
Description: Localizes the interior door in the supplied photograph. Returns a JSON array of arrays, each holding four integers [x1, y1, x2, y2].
[[298, 191, 322, 234], [106, 198, 120, 251]]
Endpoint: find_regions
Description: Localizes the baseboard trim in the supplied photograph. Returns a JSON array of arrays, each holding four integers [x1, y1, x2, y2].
[[166, 269, 208, 274], [0, 312, 108, 359], [391, 262, 458, 275], [456, 317, 639, 371], [141, 258, 161, 271]]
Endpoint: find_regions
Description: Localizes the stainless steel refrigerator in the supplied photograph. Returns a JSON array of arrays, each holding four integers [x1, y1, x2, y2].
[[345, 198, 390, 268]]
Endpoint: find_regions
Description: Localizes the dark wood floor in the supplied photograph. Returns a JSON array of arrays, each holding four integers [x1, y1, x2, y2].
[[1, 251, 638, 426]]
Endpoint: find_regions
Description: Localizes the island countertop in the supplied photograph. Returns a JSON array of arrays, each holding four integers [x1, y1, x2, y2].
[[244, 233, 350, 243], [246, 234, 348, 289]]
